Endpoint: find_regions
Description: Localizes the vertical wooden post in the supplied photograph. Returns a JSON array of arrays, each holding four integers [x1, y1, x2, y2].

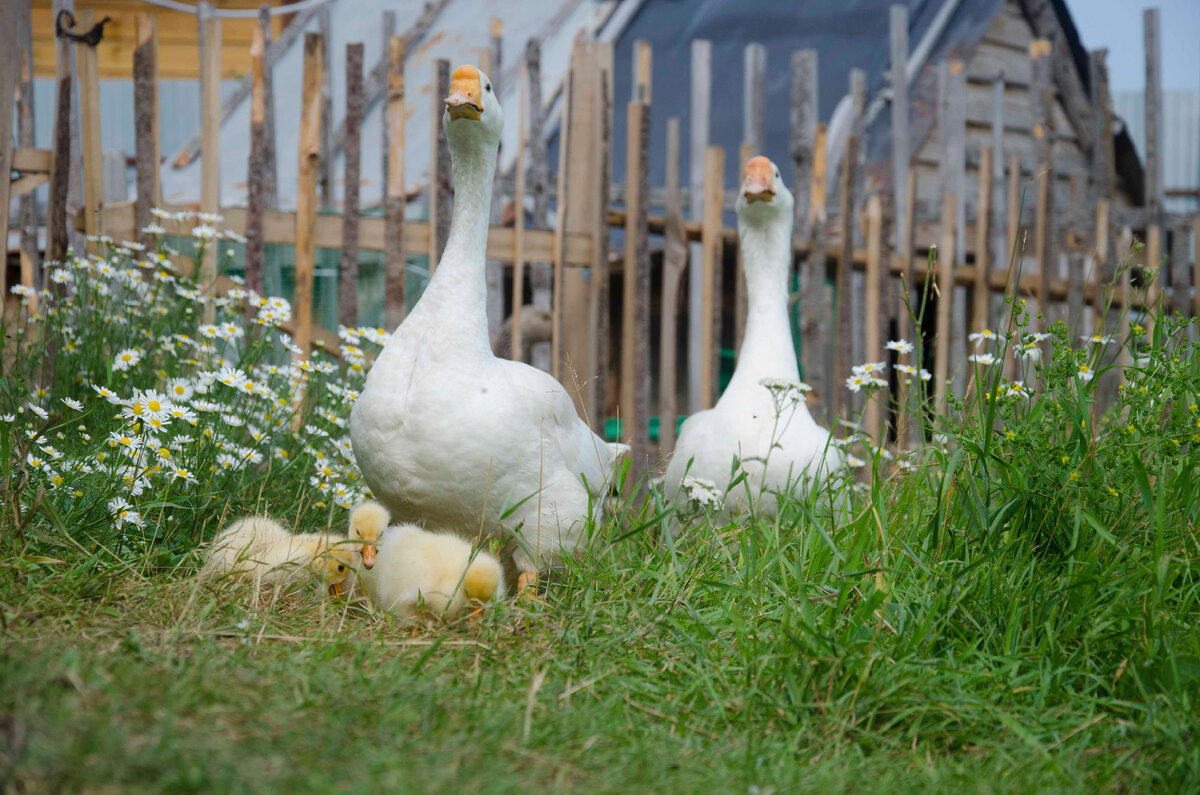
[[623, 98, 650, 483], [511, 66, 528, 360], [384, 35, 407, 328], [199, 2, 221, 290], [48, 0, 75, 264], [792, 51, 827, 417], [791, 50, 816, 244], [259, 5, 276, 208], [76, 8, 102, 242], [974, 146, 993, 333], [1144, 8, 1163, 337], [699, 146, 725, 410], [133, 11, 159, 245], [316, 6, 333, 207], [735, 43, 766, 351], [1193, 215, 1200, 321], [864, 195, 883, 440], [485, 18, 504, 341], [832, 133, 858, 422], [941, 60, 967, 397], [245, 20, 267, 296], [0, 1, 17, 304], [935, 194, 956, 415], [16, 0, 37, 297], [1030, 38, 1054, 357], [294, 32, 324, 361], [338, 42, 365, 330], [895, 166, 918, 446], [592, 51, 614, 433], [430, 58, 451, 270], [633, 39, 652, 102], [526, 37, 552, 370], [889, 6, 909, 255], [688, 40, 712, 410], [659, 117, 686, 456], [990, 74, 1006, 274], [1006, 152, 1021, 268]]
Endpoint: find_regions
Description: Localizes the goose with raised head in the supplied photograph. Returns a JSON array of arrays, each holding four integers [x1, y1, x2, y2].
[[664, 156, 841, 514], [350, 65, 624, 592]]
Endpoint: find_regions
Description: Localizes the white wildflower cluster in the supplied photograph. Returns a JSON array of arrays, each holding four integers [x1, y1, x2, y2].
[[4, 238, 387, 537], [681, 476, 724, 511], [845, 362, 888, 393], [1015, 332, 1050, 361]]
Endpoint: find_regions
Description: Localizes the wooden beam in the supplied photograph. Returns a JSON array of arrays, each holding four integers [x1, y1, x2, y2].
[[935, 194, 956, 415], [76, 8, 102, 242], [316, 6, 333, 207], [245, 18, 267, 296], [890, 6, 909, 254], [1193, 215, 1200, 321], [973, 146, 993, 333], [0, 0, 17, 304], [990, 74, 1006, 276], [864, 195, 883, 441], [258, 5, 276, 208], [511, 66, 528, 361], [1144, 9, 1162, 223], [294, 32, 324, 362], [484, 17, 504, 342], [659, 117, 686, 457], [742, 43, 766, 154], [700, 145, 724, 410], [430, 58, 451, 269], [198, 2, 221, 293], [1030, 39, 1054, 357], [338, 42, 365, 330], [16, 0, 38, 298], [133, 11, 159, 245], [622, 99, 650, 483], [47, 0, 74, 264], [633, 39, 652, 103], [832, 133, 858, 422], [688, 39, 712, 412], [791, 49, 817, 243], [384, 35, 407, 329]]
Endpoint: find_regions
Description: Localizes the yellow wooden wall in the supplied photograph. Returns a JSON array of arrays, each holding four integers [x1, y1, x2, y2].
[[31, 1, 285, 80]]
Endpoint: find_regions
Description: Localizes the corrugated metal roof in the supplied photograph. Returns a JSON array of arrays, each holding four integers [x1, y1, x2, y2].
[[1112, 89, 1200, 214]]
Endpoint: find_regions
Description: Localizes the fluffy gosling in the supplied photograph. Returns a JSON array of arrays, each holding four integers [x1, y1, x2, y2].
[[201, 516, 354, 596]]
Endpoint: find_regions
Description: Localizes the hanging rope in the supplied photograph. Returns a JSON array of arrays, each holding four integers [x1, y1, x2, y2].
[[136, 0, 335, 19]]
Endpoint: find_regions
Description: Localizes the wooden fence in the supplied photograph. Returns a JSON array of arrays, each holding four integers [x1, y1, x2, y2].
[[3, 3, 1199, 482]]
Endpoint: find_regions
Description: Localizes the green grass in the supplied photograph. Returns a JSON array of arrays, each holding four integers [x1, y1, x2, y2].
[[1, 235, 1198, 792]]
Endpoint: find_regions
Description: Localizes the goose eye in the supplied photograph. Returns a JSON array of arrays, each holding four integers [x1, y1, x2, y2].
[[485, 83, 492, 93], [337, 564, 345, 572]]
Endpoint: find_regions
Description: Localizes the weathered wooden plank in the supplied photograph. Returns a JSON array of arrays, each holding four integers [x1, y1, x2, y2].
[[258, 6, 276, 209], [133, 11, 158, 245], [890, 6, 909, 253], [384, 35, 406, 329], [1030, 39, 1054, 353], [0, 0, 17, 304], [791, 49, 817, 243], [990, 76, 1006, 273], [633, 39, 652, 103], [294, 31, 324, 362], [622, 99, 650, 484], [1144, 9, 1162, 224], [76, 8, 103, 242], [591, 48, 613, 435], [804, 123, 831, 421], [743, 42, 766, 154], [316, 6, 333, 207], [198, 2, 221, 293], [430, 58, 451, 269], [688, 39, 712, 412], [16, 0, 38, 292], [659, 117, 686, 457], [484, 17, 504, 341], [935, 194, 956, 415], [970, 145, 993, 337], [864, 195, 883, 440], [526, 36, 551, 371], [700, 145, 724, 410], [512, 66, 528, 361], [245, 19, 267, 296], [338, 42, 364, 330], [832, 133, 858, 422], [1193, 216, 1200, 321], [47, 0, 74, 264]]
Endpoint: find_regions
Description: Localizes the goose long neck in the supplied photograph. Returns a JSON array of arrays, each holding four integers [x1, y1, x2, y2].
[[729, 215, 800, 386], [409, 133, 497, 353]]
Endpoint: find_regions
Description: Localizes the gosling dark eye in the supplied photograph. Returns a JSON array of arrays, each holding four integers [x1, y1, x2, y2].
[[337, 564, 345, 572], [485, 83, 492, 92]]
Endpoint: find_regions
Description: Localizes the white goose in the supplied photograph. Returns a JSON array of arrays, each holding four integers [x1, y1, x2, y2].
[[664, 156, 841, 514], [350, 65, 624, 592]]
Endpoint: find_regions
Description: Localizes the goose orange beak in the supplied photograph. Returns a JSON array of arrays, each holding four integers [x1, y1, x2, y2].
[[328, 579, 345, 597], [360, 543, 376, 569], [742, 155, 775, 203], [446, 65, 483, 120]]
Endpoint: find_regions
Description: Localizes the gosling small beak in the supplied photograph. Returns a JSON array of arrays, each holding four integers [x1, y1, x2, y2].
[[446, 64, 483, 121], [468, 603, 484, 624], [742, 155, 775, 203], [328, 580, 345, 597], [361, 543, 376, 569]]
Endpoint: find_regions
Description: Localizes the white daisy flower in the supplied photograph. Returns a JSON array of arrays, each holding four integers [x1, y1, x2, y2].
[[885, 339, 913, 354], [1081, 334, 1114, 345], [113, 348, 143, 372], [1076, 363, 1095, 383], [108, 497, 143, 529], [968, 329, 997, 346], [28, 404, 49, 420], [61, 397, 84, 411], [681, 476, 723, 509], [967, 353, 996, 366]]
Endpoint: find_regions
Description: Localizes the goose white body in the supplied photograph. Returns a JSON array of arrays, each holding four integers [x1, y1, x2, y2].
[[351, 68, 621, 575], [664, 158, 841, 514]]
